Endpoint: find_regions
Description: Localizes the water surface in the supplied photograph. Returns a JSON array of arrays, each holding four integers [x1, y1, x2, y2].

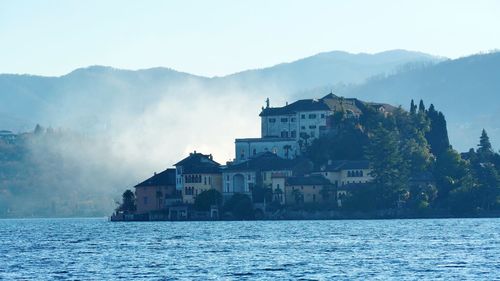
[[0, 218, 499, 280]]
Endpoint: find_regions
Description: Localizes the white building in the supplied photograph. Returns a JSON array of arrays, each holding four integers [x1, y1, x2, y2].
[[233, 93, 394, 163]]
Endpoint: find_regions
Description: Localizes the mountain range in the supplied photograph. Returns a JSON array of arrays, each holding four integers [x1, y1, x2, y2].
[[1, 49, 499, 152]]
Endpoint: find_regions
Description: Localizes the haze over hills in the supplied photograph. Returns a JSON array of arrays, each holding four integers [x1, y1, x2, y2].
[[339, 51, 500, 151], [2, 49, 500, 217], [1, 49, 500, 153], [0, 49, 440, 133]]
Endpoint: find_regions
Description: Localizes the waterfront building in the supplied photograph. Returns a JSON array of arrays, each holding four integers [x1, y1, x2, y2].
[[284, 175, 332, 205], [174, 152, 223, 204], [222, 152, 301, 200], [134, 168, 181, 215]]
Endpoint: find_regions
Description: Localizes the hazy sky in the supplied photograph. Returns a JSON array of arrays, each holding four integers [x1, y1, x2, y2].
[[1, 0, 499, 77]]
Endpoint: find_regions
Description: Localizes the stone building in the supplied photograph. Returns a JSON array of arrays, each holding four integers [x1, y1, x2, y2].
[[222, 152, 299, 200], [134, 168, 181, 215], [174, 151, 223, 204], [284, 175, 332, 205], [313, 160, 374, 196], [234, 93, 394, 163]]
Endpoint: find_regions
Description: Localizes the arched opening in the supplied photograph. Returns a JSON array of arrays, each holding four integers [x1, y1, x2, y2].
[[233, 174, 245, 193]]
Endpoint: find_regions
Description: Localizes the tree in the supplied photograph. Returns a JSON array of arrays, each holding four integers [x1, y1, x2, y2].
[[194, 189, 222, 211], [117, 189, 136, 213], [410, 99, 417, 115], [425, 104, 450, 157], [223, 193, 254, 219], [477, 129, 493, 161], [418, 99, 425, 112], [365, 125, 409, 209], [433, 147, 471, 203]]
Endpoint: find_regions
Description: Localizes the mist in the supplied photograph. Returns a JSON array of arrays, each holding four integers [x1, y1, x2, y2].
[[0, 77, 284, 217]]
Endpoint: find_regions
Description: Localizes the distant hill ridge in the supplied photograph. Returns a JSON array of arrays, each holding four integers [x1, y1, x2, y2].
[[2, 49, 500, 151]]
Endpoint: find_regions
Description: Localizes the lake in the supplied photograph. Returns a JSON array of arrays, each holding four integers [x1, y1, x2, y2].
[[0, 218, 499, 280]]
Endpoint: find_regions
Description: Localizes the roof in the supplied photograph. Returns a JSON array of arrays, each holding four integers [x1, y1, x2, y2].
[[135, 168, 176, 187], [259, 93, 396, 118], [224, 152, 296, 172], [323, 160, 370, 171], [259, 99, 330, 117], [286, 175, 331, 186], [174, 152, 221, 174], [235, 137, 296, 143]]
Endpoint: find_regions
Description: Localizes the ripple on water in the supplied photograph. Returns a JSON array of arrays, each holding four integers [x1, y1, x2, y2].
[[0, 218, 499, 280]]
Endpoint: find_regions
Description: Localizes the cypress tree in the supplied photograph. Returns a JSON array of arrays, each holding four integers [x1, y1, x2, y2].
[[477, 129, 493, 161], [410, 99, 417, 115], [425, 104, 450, 157], [418, 99, 425, 112]]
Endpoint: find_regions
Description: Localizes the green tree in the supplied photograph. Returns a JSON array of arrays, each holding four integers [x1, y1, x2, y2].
[[118, 189, 136, 213], [410, 99, 417, 115], [426, 104, 450, 157], [433, 147, 471, 203], [223, 193, 254, 219], [365, 125, 409, 208], [477, 129, 493, 161], [194, 189, 222, 211]]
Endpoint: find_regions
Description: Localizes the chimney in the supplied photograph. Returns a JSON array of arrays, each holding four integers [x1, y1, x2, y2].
[[209, 154, 213, 160]]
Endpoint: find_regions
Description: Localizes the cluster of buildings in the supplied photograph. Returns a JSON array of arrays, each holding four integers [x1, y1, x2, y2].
[[126, 93, 395, 220]]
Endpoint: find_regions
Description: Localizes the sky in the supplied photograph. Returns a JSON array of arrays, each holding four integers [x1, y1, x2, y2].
[[1, 0, 500, 77]]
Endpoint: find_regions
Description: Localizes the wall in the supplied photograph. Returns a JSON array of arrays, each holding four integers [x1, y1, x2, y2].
[[181, 173, 222, 204]]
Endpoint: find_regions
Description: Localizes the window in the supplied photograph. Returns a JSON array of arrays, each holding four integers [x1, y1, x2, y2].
[[321, 114, 325, 118], [281, 118, 288, 122], [209, 177, 212, 185], [269, 118, 276, 123], [226, 175, 229, 181], [204, 177, 207, 185], [253, 148, 257, 155], [301, 126, 306, 130], [277, 183, 280, 189], [309, 114, 317, 119], [301, 114, 305, 119], [291, 131, 296, 138], [313, 194, 316, 202], [291, 117, 296, 122], [309, 125, 316, 129], [360, 171, 364, 177], [281, 131, 289, 138], [248, 174, 251, 181]]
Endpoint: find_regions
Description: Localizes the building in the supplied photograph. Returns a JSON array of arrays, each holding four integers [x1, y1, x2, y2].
[[174, 151, 223, 204], [134, 168, 181, 215], [284, 175, 332, 205], [234, 137, 299, 163], [314, 160, 373, 191], [233, 93, 394, 163], [222, 152, 299, 200], [0, 130, 17, 144]]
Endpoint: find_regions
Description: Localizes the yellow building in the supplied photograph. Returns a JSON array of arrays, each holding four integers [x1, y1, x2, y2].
[[175, 152, 222, 204], [284, 175, 332, 205], [313, 160, 373, 198]]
